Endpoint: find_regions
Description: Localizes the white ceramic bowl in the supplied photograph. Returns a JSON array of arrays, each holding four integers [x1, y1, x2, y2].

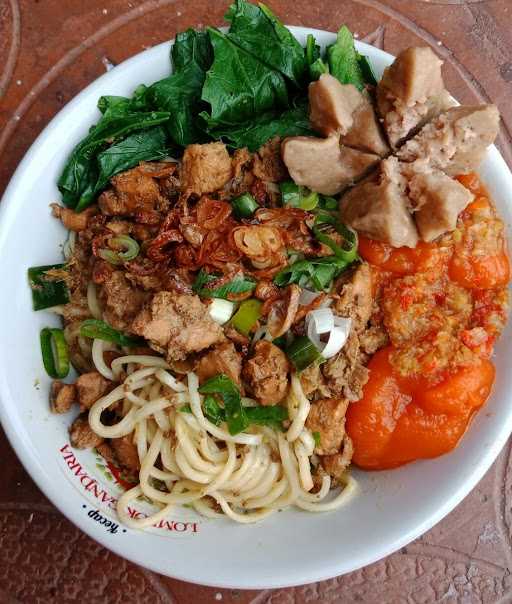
[[1, 27, 511, 589]]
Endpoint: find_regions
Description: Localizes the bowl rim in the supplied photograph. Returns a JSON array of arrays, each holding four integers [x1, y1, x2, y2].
[[1, 26, 512, 589]]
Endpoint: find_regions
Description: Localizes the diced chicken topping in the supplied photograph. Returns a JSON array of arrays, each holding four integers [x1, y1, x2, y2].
[[110, 435, 140, 472], [99, 270, 148, 332], [181, 142, 232, 196], [320, 435, 354, 481], [322, 332, 370, 401], [50, 381, 77, 414], [242, 340, 290, 405], [397, 105, 500, 175], [309, 74, 389, 156], [50, 204, 96, 232], [69, 416, 104, 449], [98, 165, 167, 216], [409, 170, 474, 242], [131, 291, 224, 361], [377, 47, 453, 148], [252, 137, 288, 182], [305, 397, 349, 455], [282, 135, 379, 195], [333, 263, 373, 333], [340, 159, 419, 248], [196, 341, 243, 386], [76, 371, 111, 411]]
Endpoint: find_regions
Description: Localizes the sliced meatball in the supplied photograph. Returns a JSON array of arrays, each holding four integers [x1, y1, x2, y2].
[[98, 165, 166, 216], [282, 135, 379, 196], [196, 342, 243, 386], [409, 170, 474, 242], [376, 46, 453, 148], [305, 398, 349, 455], [76, 372, 111, 411], [50, 381, 77, 414], [110, 435, 140, 473], [397, 105, 500, 175], [340, 159, 419, 248], [131, 291, 224, 361], [309, 74, 389, 156], [243, 341, 290, 405], [69, 416, 103, 449], [181, 142, 232, 196], [99, 270, 148, 332]]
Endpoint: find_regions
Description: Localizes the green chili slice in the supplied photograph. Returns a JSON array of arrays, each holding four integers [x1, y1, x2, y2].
[[40, 327, 70, 379]]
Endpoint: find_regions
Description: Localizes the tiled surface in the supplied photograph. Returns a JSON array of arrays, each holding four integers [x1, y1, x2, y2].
[[1, 1, 512, 602]]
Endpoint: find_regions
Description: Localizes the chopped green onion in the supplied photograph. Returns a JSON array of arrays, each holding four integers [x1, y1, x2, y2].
[[245, 405, 288, 430], [40, 327, 70, 379], [318, 195, 338, 211], [199, 374, 249, 435], [312, 213, 358, 263], [280, 181, 319, 210], [80, 319, 143, 347], [28, 264, 70, 311], [305, 34, 319, 65], [231, 192, 259, 219], [179, 404, 193, 414], [209, 299, 236, 325], [98, 235, 140, 265], [193, 269, 256, 299], [230, 299, 262, 336], [312, 431, 321, 447], [286, 335, 323, 372], [203, 394, 224, 426], [274, 256, 350, 292]]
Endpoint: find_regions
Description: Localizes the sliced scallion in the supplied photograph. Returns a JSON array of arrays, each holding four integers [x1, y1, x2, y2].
[[230, 299, 262, 336], [231, 192, 259, 219], [280, 181, 319, 210], [28, 264, 70, 311], [40, 327, 70, 379], [209, 299, 236, 325], [98, 235, 140, 265], [312, 213, 358, 263]]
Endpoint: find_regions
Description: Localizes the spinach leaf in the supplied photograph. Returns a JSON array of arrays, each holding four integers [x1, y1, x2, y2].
[[274, 256, 353, 291], [193, 269, 256, 299], [199, 374, 249, 435], [327, 25, 369, 91], [147, 29, 213, 146], [305, 33, 329, 81], [209, 103, 312, 151], [203, 395, 225, 426], [86, 126, 168, 206], [201, 27, 289, 129], [58, 108, 170, 209], [357, 53, 378, 86], [225, 0, 306, 86], [245, 405, 288, 430]]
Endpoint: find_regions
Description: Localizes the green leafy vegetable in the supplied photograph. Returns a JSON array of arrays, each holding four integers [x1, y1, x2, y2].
[[201, 27, 289, 129], [312, 431, 321, 447], [231, 299, 262, 335], [171, 28, 213, 72], [280, 180, 319, 210], [327, 25, 370, 91], [40, 327, 70, 379], [28, 264, 69, 311], [209, 103, 312, 151], [317, 195, 338, 211], [286, 335, 323, 371], [357, 54, 377, 86], [193, 269, 256, 299], [225, 0, 307, 86], [274, 256, 352, 291], [231, 192, 259, 218], [199, 374, 249, 435], [203, 394, 225, 426], [245, 405, 288, 430], [305, 34, 329, 80], [58, 108, 170, 209], [80, 319, 143, 347], [179, 404, 193, 414]]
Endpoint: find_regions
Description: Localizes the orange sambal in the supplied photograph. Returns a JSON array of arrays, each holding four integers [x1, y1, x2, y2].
[[346, 173, 510, 469]]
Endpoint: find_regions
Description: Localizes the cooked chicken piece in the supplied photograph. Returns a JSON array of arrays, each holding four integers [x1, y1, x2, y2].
[[131, 291, 224, 361], [76, 372, 111, 411], [99, 270, 148, 332], [340, 158, 419, 248], [409, 170, 474, 242], [322, 333, 369, 402], [50, 381, 77, 414], [359, 325, 389, 356], [96, 442, 116, 464], [243, 340, 289, 405], [196, 341, 242, 386], [50, 204, 96, 232], [333, 263, 373, 332], [377, 47, 454, 148], [98, 166, 167, 216], [181, 142, 232, 196], [300, 363, 331, 399], [309, 74, 389, 156], [282, 135, 379, 195], [397, 105, 500, 175], [69, 416, 103, 449], [252, 137, 288, 182], [306, 398, 349, 455], [320, 435, 354, 481], [110, 435, 140, 472]]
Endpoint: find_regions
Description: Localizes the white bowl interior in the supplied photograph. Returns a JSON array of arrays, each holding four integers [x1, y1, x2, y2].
[[0, 27, 511, 589]]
